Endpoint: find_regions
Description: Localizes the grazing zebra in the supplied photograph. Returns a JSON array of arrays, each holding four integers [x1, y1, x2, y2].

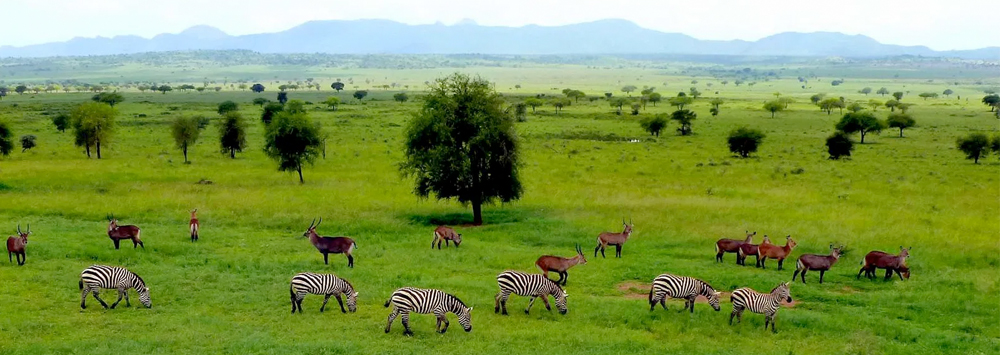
[[384, 287, 473, 336], [290, 272, 358, 314], [494, 270, 568, 315], [648, 273, 722, 313], [729, 282, 792, 333], [79, 265, 151, 309]]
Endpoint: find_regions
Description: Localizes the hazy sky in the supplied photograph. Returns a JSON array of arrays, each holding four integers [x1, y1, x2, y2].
[[3, 0, 997, 50]]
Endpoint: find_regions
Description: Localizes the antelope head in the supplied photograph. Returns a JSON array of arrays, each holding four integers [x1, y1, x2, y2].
[[107, 214, 118, 231], [302, 218, 322, 239], [16, 224, 29, 243], [190, 209, 198, 219], [574, 244, 587, 265]]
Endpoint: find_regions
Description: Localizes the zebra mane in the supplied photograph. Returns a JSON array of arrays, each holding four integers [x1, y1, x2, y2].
[[698, 280, 716, 295], [447, 294, 467, 309], [769, 283, 787, 294], [342, 278, 355, 292], [132, 271, 146, 288]]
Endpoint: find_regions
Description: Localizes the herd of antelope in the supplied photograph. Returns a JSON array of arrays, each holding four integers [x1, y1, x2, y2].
[[5, 215, 912, 335]]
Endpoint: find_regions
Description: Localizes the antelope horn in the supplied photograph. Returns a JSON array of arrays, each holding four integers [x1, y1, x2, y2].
[[317, 218, 322, 227], [26, 224, 29, 234], [309, 219, 316, 229], [17, 224, 21, 234]]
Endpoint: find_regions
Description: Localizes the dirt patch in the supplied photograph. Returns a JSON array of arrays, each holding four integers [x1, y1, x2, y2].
[[781, 299, 800, 308], [695, 292, 732, 304], [617, 281, 650, 299]]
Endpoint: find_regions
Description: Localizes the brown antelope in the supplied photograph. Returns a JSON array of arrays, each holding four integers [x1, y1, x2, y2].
[[7, 224, 30, 265], [189, 209, 200, 242], [303, 218, 357, 268], [758, 235, 796, 270], [792, 244, 844, 284], [858, 247, 910, 281], [716, 231, 755, 263], [107, 214, 144, 249], [535, 244, 587, 285], [432, 226, 462, 249], [737, 235, 770, 267], [595, 218, 633, 258]]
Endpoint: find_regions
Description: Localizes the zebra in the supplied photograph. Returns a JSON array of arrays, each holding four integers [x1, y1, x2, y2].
[[729, 282, 792, 333], [494, 270, 568, 315], [648, 273, 722, 313], [79, 265, 151, 309], [290, 272, 358, 314], [384, 287, 473, 336]]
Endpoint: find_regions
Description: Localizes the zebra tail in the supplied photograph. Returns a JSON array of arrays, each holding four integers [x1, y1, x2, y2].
[[648, 285, 654, 304], [78, 279, 83, 290], [383, 298, 391, 308]]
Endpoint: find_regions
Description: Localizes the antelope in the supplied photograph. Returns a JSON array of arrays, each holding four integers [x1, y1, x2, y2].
[[737, 235, 770, 267], [792, 245, 844, 284], [7, 224, 30, 265], [303, 218, 357, 268], [595, 218, 633, 258], [758, 235, 796, 270], [858, 247, 910, 281], [107, 214, 144, 249], [189, 209, 200, 242], [716, 231, 755, 263], [535, 244, 587, 285], [431, 226, 462, 249]]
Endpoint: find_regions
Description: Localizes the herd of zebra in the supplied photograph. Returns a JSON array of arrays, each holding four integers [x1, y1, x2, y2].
[[8, 218, 912, 335]]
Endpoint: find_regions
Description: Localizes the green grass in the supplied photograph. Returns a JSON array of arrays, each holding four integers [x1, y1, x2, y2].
[[0, 63, 998, 355]]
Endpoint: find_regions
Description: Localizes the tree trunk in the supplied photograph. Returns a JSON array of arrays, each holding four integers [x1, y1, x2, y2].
[[771, 111, 775, 119], [85, 145, 91, 158], [472, 199, 483, 226], [297, 165, 304, 184], [860, 131, 866, 144], [899, 128, 904, 138], [96, 140, 102, 159], [230, 148, 236, 159], [183, 145, 188, 163]]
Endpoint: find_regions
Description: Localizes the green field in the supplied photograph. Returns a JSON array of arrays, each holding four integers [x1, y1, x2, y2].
[[0, 54, 998, 354]]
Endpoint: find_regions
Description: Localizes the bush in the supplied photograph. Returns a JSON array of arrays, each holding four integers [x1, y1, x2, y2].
[[727, 127, 766, 158], [639, 115, 668, 137], [826, 131, 854, 160], [20, 135, 36, 152], [956, 133, 990, 164], [52, 113, 70, 132], [217, 101, 239, 115]]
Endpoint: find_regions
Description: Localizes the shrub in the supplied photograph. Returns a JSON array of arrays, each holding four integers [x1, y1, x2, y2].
[[727, 127, 766, 158], [826, 131, 854, 160], [956, 133, 990, 164], [639, 115, 668, 137]]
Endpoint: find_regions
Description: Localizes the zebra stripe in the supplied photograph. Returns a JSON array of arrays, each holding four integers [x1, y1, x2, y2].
[[648, 273, 721, 313], [495, 270, 568, 315], [290, 272, 358, 313], [79, 265, 151, 309], [384, 287, 472, 335], [729, 282, 792, 332]]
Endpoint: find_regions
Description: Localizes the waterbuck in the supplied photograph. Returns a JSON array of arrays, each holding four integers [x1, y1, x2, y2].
[[858, 247, 910, 281], [107, 214, 144, 249], [535, 244, 587, 285], [737, 235, 770, 267], [595, 218, 633, 258], [716, 231, 755, 263], [758, 235, 796, 270], [792, 245, 844, 284], [302, 218, 357, 268], [189, 209, 200, 242], [431, 226, 462, 249], [7, 224, 30, 265]]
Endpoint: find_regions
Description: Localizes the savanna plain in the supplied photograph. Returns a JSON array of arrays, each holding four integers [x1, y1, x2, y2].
[[0, 54, 997, 354]]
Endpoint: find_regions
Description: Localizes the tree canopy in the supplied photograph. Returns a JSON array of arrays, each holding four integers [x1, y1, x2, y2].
[[727, 127, 765, 158], [835, 112, 885, 143], [826, 131, 853, 160], [399, 73, 522, 225], [263, 111, 323, 183], [92, 92, 124, 107], [956, 133, 990, 164], [70, 102, 117, 159], [763, 100, 785, 118], [171, 116, 202, 163], [217, 100, 239, 115], [218, 112, 247, 159], [251, 83, 265, 93], [886, 113, 916, 138], [331, 82, 345, 91], [353, 90, 368, 100], [640, 115, 667, 137], [670, 109, 696, 135], [0, 121, 13, 157]]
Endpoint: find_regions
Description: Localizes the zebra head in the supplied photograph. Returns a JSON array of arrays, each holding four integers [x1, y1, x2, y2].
[[457, 306, 473, 332], [775, 282, 792, 303], [706, 291, 722, 311], [346, 291, 359, 312], [138, 286, 152, 308], [554, 289, 568, 314]]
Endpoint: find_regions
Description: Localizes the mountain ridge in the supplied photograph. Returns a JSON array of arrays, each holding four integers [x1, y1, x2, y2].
[[1, 19, 996, 59]]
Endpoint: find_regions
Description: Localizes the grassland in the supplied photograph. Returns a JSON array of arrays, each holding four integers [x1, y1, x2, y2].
[[0, 57, 998, 354]]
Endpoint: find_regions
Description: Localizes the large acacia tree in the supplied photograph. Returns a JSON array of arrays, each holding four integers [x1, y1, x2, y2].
[[70, 102, 116, 158], [400, 73, 522, 225]]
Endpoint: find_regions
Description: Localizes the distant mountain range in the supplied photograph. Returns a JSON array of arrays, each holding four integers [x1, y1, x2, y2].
[[1, 19, 997, 59]]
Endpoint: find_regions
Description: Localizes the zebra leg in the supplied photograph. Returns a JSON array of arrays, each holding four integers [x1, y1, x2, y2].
[[541, 295, 552, 311], [525, 296, 537, 314], [335, 294, 346, 313], [81, 287, 91, 309], [688, 296, 697, 313], [660, 296, 667, 310], [729, 307, 739, 325], [401, 312, 413, 336], [320, 294, 332, 312], [435, 310, 449, 333], [124, 290, 131, 307], [819, 270, 825, 284], [92, 291, 109, 309], [110, 288, 125, 309], [765, 315, 771, 331], [291, 292, 297, 313], [499, 291, 510, 315], [385, 309, 399, 333]]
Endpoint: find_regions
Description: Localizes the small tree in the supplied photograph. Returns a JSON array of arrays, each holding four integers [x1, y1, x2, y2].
[[991, 135, 1000, 158], [892, 91, 904, 101], [323, 96, 341, 111], [868, 99, 882, 111], [171, 116, 202, 163], [217, 100, 239, 115], [251, 83, 265, 93], [393, 92, 409, 103], [621, 85, 637, 96], [886, 113, 916, 138], [668, 96, 694, 110], [630, 103, 641, 116], [859, 87, 872, 96], [331, 82, 345, 92], [640, 115, 667, 137], [525, 98, 543, 113], [956, 133, 990, 164], [0, 121, 13, 157], [689, 87, 702, 98], [70, 102, 116, 159], [826, 131, 853, 160], [261, 102, 284, 125], [835, 112, 885, 143], [285, 100, 307, 114], [196, 87, 206, 94], [847, 102, 865, 112], [514, 103, 527, 122], [52, 113, 70, 132], [763, 100, 784, 118], [92, 92, 125, 107], [727, 127, 765, 158], [252, 98, 269, 107], [876, 87, 890, 96], [981, 94, 999, 112], [648, 92, 662, 106], [710, 107, 719, 116], [710, 98, 724, 111], [263, 111, 323, 183], [609, 97, 630, 115], [943, 89, 954, 98], [810, 93, 826, 105], [15, 85, 27, 95], [20, 135, 36, 152], [885, 99, 899, 112], [157, 85, 173, 94], [218, 111, 247, 159], [819, 98, 843, 115], [277, 92, 289, 105], [353, 90, 368, 100], [670, 109, 696, 135], [553, 99, 569, 115], [918, 92, 938, 100]]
